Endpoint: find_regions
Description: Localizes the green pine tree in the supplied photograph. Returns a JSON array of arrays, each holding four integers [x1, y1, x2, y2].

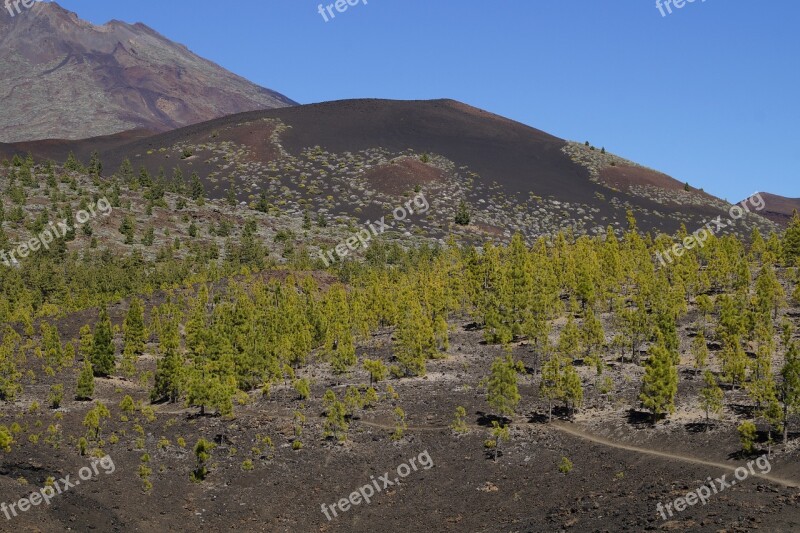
[[91, 307, 115, 377], [782, 211, 800, 265], [486, 354, 523, 417], [639, 340, 678, 423], [699, 371, 724, 428], [123, 297, 146, 355], [76, 358, 95, 400]]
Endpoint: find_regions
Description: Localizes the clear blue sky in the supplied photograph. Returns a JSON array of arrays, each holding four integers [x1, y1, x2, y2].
[[56, 0, 799, 202]]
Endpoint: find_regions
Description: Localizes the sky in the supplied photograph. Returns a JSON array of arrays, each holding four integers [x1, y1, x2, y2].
[[54, 0, 799, 203]]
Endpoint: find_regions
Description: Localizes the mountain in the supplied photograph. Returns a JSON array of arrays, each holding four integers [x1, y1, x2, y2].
[[748, 192, 800, 225], [0, 2, 295, 143]]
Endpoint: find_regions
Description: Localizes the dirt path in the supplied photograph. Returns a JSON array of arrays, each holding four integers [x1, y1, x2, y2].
[[550, 420, 799, 488], [154, 403, 799, 488], [357, 417, 800, 488]]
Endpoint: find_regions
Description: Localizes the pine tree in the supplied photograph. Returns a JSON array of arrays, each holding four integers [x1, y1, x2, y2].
[[639, 340, 678, 423], [40, 322, 65, 369], [562, 364, 584, 419], [455, 200, 471, 225], [78, 324, 93, 360], [152, 304, 184, 403], [0, 328, 23, 401], [782, 211, 800, 265], [323, 391, 348, 442], [754, 264, 785, 320], [692, 330, 709, 376], [720, 336, 747, 390], [363, 359, 388, 386], [76, 357, 95, 400], [152, 348, 183, 403], [393, 290, 436, 377], [88, 151, 102, 177], [192, 438, 216, 482], [322, 285, 356, 374], [190, 172, 206, 202], [540, 353, 565, 422], [699, 371, 724, 428], [118, 158, 135, 183], [558, 315, 581, 363], [580, 308, 605, 358], [91, 307, 115, 377], [779, 342, 800, 445], [488, 421, 510, 462], [123, 297, 146, 356], [486, 354, 523, 417]]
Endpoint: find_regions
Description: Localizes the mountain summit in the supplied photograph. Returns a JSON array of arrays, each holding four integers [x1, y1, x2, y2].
[[0, 2, 295, 142]]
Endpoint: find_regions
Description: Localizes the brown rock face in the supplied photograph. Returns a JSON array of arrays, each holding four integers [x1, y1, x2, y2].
[[0, 2, 295, 142]]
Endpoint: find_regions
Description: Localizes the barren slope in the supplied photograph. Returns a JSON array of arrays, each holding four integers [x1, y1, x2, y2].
[[0, 2, 295, 142]]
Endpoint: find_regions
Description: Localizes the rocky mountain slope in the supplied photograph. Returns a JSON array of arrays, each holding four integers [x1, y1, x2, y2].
[[0, 2, 294, 142]]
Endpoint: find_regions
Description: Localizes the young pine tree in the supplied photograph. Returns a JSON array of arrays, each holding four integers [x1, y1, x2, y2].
[[123, 297, 146, 356], [91, 307, 115, 377], [540, 353, 565, 422], [779, 342, 800, 445], [699, 370, 724, 429], [75, 358, 95, 400], [692, 331, 709, 376]]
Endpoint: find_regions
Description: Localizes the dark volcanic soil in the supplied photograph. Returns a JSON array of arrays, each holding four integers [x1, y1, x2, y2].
[[1, 322, 799, 533]]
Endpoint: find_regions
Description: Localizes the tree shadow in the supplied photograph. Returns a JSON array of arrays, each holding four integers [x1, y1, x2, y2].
[[685, 422, 710, 433], [186, 411, 217, 421], [527, 412, 550, 424], [626, 408, 655, 428], [728, 403, 754, 417], [476, 411, 509, 427]]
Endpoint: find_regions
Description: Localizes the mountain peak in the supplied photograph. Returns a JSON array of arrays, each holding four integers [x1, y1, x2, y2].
[[0, 1, 294, 142]]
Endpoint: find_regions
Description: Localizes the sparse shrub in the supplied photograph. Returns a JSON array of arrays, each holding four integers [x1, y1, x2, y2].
[[363, 359, 388, 386], [48, 384, 64, 409], [120, 395, 136, 414], [293, 378, 311, 400], [559, 456, 573, 474], [451, 406, 469, 434], [391, 407, 407, 441], [78, 436, 88, 456], [0, 426, 13, 452], [738, 421, 757, 454], [191, 438, 216, 482], [455, 200, 471, 226]]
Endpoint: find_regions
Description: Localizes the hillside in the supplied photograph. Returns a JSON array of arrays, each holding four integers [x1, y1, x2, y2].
[[751, 192, 800, 225], [0, 2, 295, 142], [89, 98, 778, 242], [0, 155, 799, 531]]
